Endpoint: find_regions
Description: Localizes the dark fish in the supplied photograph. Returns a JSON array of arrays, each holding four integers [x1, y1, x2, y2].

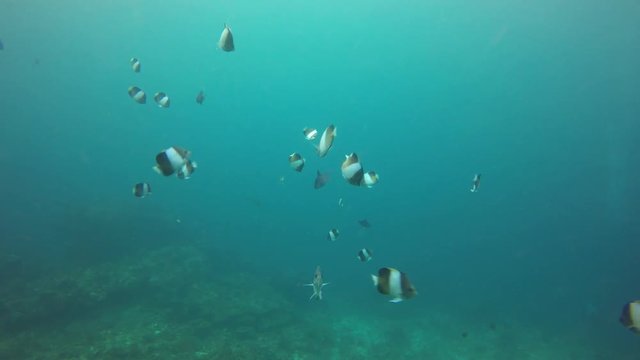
[[371, 267, 417, 303], [153, 146, 191, 176], [314, 170, 329, 189], [154, 92, 170, 108], [357, 248, 372, 262], [288, 153, 305, 172], [177, 159, 197, 180], [341, 153, 364, 186], [128, 86, 146, 104], [130, 57, 141, 72], [132, 182, 151, 198], [358, 219, 371, 228], [196, 90, 205, 105], [327, 228, 340, 242], [218, 24, 235, 52]]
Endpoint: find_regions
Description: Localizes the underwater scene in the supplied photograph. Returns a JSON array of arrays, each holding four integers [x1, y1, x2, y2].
[[1, 0, 639, 358]]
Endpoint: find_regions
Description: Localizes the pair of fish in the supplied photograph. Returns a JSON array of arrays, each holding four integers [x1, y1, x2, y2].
[[127, 86, 171, 108], [288, 125, 337, 170], [341, 153, 379, 188], [303, 265, 416, 303], [153, 146, 198, 179]]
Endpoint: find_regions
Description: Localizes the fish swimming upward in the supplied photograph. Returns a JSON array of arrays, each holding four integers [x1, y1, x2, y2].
[[304, 265, 329, 300]]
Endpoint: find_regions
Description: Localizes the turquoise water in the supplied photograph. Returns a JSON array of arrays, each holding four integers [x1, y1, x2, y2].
[[1, 0, 639, 358]]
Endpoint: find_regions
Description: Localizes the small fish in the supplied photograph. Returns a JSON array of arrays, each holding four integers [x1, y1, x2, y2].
[[302, 127, 318, 141], [470, 173, 481, 192], [362, 171, 379, 188], [338, 197, 344, 208], [620, 300, 640, 333], [327, 228, 340, 242], [357, 248, 373, 262], [341, 153, 364, 186], [132, 182, 151, 198], [153, 146, 191, 177], [288, 153, 305, 172], [371, 267, 417, 303], [196, 90, 205, 105], [316, 125, 336, 157], [218, 24, 235, 52], [128, 86, 146, 104], [154, 92, 170, 108], [177, 159, 197, 180], [314, 170, 329, 189], [304, 266, 329, 300], [358, 219, 371, 228], [130, 57, 141, 72]]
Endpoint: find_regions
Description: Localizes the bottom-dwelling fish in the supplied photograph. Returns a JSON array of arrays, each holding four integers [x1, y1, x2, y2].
[[304, 266, 329, 300], [371, 267, 417, 303]]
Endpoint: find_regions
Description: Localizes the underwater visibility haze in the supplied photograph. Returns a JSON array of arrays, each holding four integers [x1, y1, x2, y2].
[[0, 0, 639, 358]]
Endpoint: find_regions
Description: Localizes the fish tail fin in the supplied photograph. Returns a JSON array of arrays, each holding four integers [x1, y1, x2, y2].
[[389, 298, 403, 303], [371, 275, 378, 286]]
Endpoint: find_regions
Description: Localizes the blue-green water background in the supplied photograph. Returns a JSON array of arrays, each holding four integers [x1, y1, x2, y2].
[[1, 0, 639, 357]]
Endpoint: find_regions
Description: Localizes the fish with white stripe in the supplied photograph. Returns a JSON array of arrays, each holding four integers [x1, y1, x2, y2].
[[371, 267, 417, 303]]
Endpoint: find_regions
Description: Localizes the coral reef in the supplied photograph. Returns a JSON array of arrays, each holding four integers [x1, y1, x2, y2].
[[0, 243, 628, 359]]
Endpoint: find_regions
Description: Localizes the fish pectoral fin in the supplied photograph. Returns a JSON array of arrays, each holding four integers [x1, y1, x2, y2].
[[321, 282, 330, 287], [303, 283, 313, 287], [389, 298, 403, 303]]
